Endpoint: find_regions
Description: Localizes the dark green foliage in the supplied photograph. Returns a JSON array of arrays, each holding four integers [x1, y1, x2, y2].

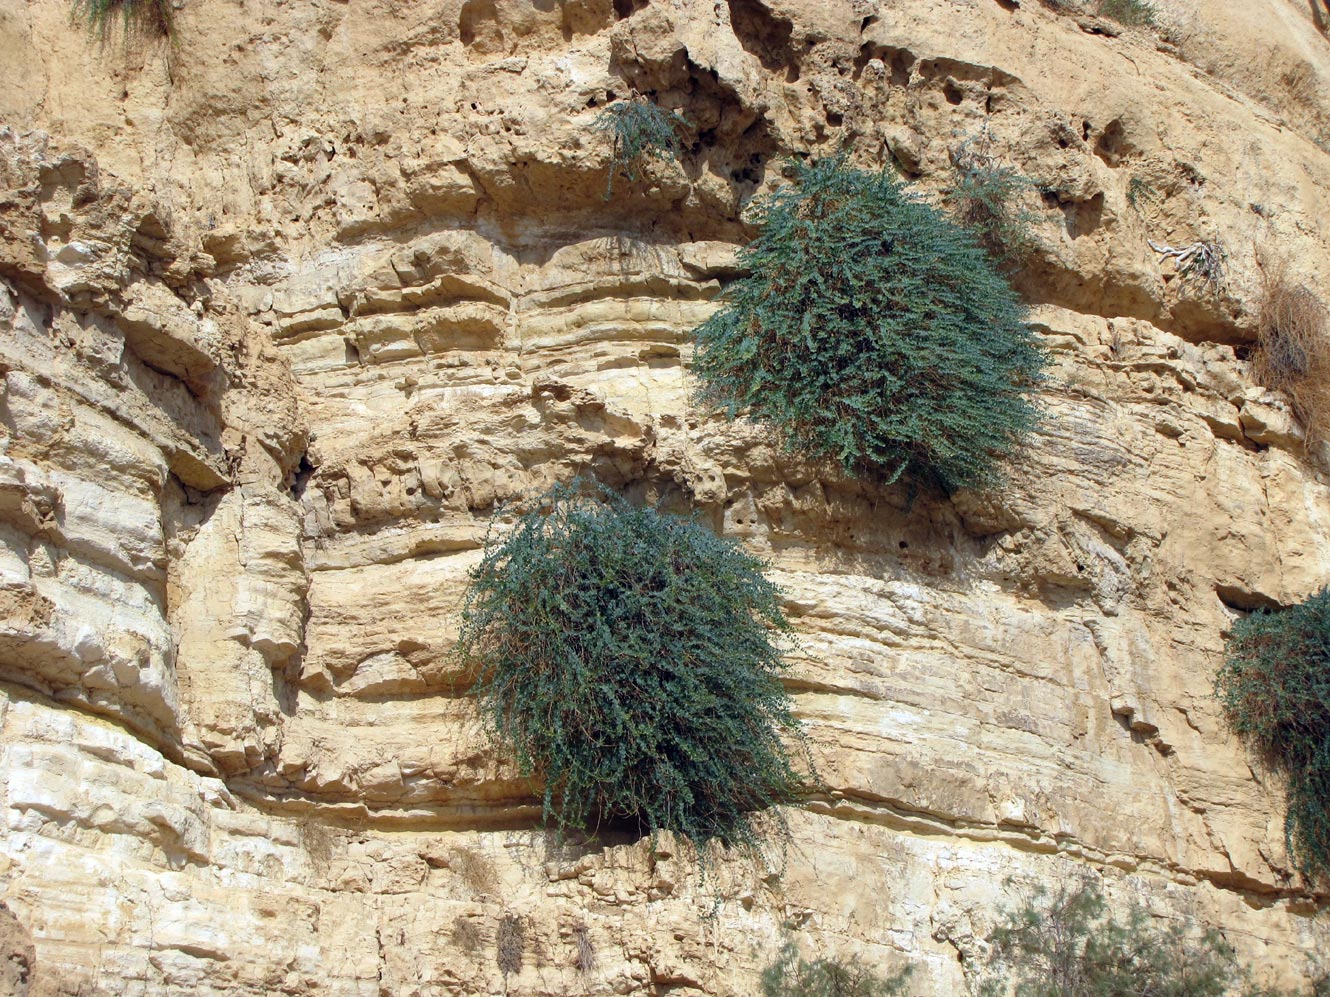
[[591, 96, 689, 198], [762, 944, 911, 997], [946, 136, 1040, 263], [982, 878, 1246, 997], [1215, 588, 1330, 884], [70, 0, 173, 42], [459, 480, 809, 853], [1126, 175, 1162, 215], [691, 157, 1047, 490], [1096, 0, 1158, 27]]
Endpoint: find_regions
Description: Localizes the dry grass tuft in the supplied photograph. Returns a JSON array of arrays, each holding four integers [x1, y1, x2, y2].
[[449, 846, 499, 897], [572, 923, 595, 974], [1253, 269, 1330, 449], [299, 819, 338, 872], [451, 916, 482, 953]]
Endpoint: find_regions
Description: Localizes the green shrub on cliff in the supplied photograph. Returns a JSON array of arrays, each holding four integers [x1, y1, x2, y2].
[[981, 878, 1247, 997], [691, 157, 1046, 491], [1215, 587, 1330, 884], [1097, 0, 1158, 28], [458, 480, 809, 854], [945, 132, 1040, 264], [71, 0, 174, 41], [762, 944, 911, 997], [592, 95, 689, 198]]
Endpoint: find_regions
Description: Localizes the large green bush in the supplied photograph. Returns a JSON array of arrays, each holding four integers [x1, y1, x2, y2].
[[981, 878, 1250, 997], [459, 481, 809, 852], [1215, 588, 1330, 884], [691, 157, 1047, 490]]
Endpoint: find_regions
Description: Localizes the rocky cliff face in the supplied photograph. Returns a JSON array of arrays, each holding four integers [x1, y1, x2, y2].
[[1, 0, 1329, 993]]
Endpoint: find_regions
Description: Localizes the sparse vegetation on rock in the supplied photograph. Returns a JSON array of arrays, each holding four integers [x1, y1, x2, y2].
[[946, 131, 1040, 263], [459, 480, 809, 854], [592, 94, 689, 198], [762, 944, 911, 997], [70, 0, 173, 42], [1149, 237, 1227, 292], [1097, 0, 1159, 29], [980, 878, 1254, 996], [1216, 587, 1330, 885], [692, 156, 1047, 490]]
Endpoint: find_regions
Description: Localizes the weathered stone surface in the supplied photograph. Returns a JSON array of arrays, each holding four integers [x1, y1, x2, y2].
[[0, 0, 1328, 993]]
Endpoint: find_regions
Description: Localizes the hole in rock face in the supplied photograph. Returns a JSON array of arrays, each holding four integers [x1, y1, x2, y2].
[[1061, 191, 1105, 240], [458, 0, 503, 53], [1215, 585, 1283, 614], [613, 0, 648, 18], [1093, 118, 1129, 167], [726, 0, 798, 75], [943, 80, 964, 105], [291, 453, 315, 500]]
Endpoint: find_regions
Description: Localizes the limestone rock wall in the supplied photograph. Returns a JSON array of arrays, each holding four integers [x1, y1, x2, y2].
[[0, 0, 1329, 993]]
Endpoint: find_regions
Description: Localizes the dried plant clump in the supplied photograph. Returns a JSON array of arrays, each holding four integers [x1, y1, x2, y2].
[[1097, 0, 1159, 28], [1149, 238, 1226, 292], [449, 846, 499, 897], [1252, 271, 1330, 449], [451, 917, 482, 953], [496, 915, 525, 980], [572, 923, 596, 974], [299, 820, 338, 871]]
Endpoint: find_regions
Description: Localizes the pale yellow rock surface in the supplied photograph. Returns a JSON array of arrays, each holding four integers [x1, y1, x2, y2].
[[0, 0, 1329, 993]]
